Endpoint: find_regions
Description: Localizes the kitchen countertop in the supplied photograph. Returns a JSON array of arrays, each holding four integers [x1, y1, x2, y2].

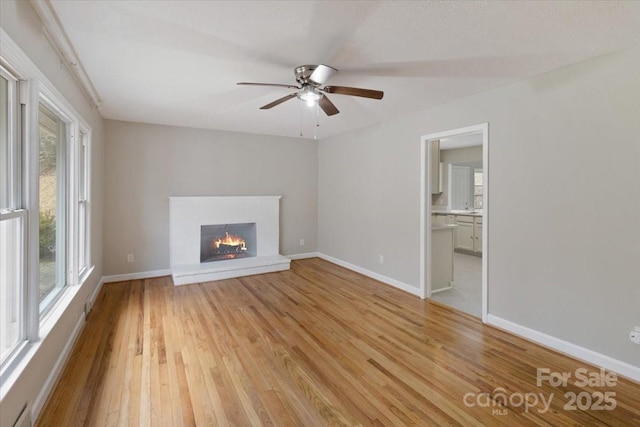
[[432, 209, 483, 217], [432, 224, 458, 231]]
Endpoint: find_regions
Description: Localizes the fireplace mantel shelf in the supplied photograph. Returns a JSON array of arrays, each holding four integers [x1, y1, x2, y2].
[[172, 254, 291, 286]]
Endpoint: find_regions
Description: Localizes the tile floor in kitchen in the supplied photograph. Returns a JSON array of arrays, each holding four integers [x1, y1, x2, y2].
[[431, 252, 482, 317]]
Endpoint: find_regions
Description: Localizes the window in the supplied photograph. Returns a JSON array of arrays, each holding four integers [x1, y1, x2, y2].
[[38, 102, 69, 314], [1, 65, 26, 365], [474, 169, 483, 209], [0, 41, 93, 370]]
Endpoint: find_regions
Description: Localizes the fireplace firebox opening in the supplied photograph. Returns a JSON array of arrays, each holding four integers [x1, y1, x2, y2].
[[200, 223, 257, 263]]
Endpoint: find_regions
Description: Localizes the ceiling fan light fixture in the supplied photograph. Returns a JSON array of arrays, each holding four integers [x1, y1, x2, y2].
[[297, 86, 322, 106]]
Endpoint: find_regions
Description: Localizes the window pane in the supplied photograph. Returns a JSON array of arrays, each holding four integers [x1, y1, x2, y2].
[[79, 135, 86, 198], [474, 170, 483, 186], [38, 103, 67, 309], [0, 216, 23, 362], [474, 170, 483, 209], [0, 75, 9, 208]]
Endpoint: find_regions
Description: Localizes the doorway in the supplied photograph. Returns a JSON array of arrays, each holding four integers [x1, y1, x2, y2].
[[419, 123, 488, 322]]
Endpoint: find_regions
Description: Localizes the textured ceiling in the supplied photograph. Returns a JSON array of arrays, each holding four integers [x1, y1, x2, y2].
[[48, 1, 640, 139]]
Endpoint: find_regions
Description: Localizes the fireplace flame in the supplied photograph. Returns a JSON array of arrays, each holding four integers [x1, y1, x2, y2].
[[213, 232, 247, 251]]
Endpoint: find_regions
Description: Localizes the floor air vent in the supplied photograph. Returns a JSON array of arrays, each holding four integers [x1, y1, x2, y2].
[[13, 403, 31, 427]]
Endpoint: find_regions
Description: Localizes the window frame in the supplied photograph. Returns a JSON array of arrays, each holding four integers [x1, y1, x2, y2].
[[37, 96, 72, 317], [0, 64, 27, 367], [76, 128, 91, 280], [34, 86, 93, 317], [0, 29, 94, 379]]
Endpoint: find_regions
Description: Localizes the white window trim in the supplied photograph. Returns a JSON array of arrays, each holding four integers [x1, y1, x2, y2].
[[77, 128, 92, 280], [1, 57, 28, 370], [0, 29, 94, 386]]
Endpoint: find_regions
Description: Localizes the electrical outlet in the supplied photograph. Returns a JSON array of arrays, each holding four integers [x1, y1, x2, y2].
[[379, 255, 384, 264], [127, 253, 134, 263], [299, 238, 305, 246], [630, 330, 640, 345]]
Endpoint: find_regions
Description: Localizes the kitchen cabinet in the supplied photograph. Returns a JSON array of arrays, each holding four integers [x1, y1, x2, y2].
[[431, 224, 455, 292], [455, 216, 475, 252], [453, 214, 483, 255], [474, 221, 483, 253], [437, 212, 483, 255]]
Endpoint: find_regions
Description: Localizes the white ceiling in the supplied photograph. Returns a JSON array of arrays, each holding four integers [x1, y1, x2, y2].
[[48, 1, 640, 140]]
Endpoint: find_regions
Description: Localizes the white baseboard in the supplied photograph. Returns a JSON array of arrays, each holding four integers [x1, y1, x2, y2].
[[487, 314, 640, 383], [317, 253, 421, 297], [102, 269, 171, 283], [287, 252, 320, 260], [31, 312, 85, 421], [90, 277, 105, 306]]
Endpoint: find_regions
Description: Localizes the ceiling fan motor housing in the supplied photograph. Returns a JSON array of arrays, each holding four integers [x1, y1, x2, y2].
[[294, 65, 321, 87]]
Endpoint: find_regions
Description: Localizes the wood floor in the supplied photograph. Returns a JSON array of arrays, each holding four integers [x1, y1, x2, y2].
[[37, 258, 640, 426]]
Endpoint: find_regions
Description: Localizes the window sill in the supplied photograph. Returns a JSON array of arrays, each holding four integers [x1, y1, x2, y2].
[[0, 265, 95, 401]]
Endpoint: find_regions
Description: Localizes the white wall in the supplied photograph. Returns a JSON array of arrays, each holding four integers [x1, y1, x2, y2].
[[104, 120, 318, 275], [0, 1, 105, 426], [319, 47, 640, 369]]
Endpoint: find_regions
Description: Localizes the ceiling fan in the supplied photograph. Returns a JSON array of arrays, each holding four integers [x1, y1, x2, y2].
[[237, 64, 383, 116]]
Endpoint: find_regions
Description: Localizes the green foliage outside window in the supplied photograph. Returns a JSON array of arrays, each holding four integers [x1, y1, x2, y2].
[[39, 211, 56, 260]]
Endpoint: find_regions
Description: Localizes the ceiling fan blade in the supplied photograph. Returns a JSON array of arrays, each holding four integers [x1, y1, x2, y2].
[[260, 93, 297, 109], [323, 85, 384, 100], [318, 95, 339, 116], [308, 64, 338, 85], [238, 82, 300, 89]]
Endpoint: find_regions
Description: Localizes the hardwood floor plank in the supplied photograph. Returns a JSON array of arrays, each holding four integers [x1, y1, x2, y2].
[[138, 279, 152, 427], [36, 258, 640, 426]]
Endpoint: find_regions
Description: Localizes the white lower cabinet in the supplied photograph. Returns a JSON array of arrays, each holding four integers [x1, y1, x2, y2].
[[431, 226, 455, 292], [474, 222, 483, 253], [455, 216, 475, 252], [454, 215, 482, 255]]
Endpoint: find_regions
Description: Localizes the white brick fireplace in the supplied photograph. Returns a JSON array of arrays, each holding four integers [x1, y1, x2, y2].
[[169, 196, 290, 285]]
